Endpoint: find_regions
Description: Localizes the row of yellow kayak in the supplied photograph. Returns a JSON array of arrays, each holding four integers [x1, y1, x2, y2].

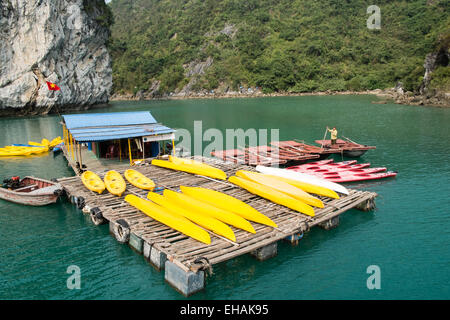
[[81, 169, 155, 196], [126, 186, 278, 245], [81, 168, 278, 244], [80, 156, 341, 245], [151, 156, 340, 217], [0, 137, 63, 157]]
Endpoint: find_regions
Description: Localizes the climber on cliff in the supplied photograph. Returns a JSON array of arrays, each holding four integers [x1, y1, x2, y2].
[[327, 126, 338, 145]]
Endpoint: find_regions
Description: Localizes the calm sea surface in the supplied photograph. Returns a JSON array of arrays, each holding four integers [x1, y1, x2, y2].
[[0, 95, 449, 299]]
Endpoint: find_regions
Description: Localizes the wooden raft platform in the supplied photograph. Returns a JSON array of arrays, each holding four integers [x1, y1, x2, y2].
[[57, 154, 377, 295]]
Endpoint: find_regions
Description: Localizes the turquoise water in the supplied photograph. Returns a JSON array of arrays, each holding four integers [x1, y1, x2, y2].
[[0, 95, 449, 299]]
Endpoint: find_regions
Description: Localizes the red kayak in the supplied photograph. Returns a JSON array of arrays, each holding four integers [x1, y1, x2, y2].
[[300, 159, 335, 166], [323, 171, 397, 183], [291, 160, 355, 169], [289, 166, 387, 174], [288, 162, 372, 172], [286, 170, 397, 183]]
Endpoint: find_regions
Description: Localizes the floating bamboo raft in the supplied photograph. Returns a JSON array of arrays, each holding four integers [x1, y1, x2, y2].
[[58, 149, 377, 280]]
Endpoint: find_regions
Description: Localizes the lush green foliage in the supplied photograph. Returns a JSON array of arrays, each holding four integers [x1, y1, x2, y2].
[[108, 0, 449, 95]]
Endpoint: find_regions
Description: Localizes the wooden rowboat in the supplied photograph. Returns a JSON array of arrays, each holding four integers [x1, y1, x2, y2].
[[314, 139, 376, 157], [0, 176, 63, 206]]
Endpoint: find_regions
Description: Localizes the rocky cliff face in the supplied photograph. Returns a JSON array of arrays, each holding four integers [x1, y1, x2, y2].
[[0, 0, 113, 116]]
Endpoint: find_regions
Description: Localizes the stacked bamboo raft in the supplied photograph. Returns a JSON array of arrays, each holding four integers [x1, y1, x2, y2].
[[58, 155, 377, 276]]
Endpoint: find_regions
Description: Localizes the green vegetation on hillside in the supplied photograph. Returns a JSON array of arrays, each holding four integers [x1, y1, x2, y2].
[[108, 0, 449, 95], [83, 0, 114, 28]]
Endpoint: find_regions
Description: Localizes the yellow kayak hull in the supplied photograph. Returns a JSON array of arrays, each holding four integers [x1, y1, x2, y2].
[[104, 170, 126, 196], [236, 170, 324, 208], [263, 174, 339, 199], [125, 194, 211, 245], [81, 171, 105, 194], [147, 192, 236, 242], [152, 158, 227, 180], [0, 150, 32, 156], [49, 137, 63, 148], [124, 169, 155, 190], [28, 141, 45, 147], [40, 138, 50, 146], [164, 189, 256, 233], [180, 186, 277, 228], [228, 175, 315, 217], [0, 145, 48, 156], [169, 156, 218, 169]]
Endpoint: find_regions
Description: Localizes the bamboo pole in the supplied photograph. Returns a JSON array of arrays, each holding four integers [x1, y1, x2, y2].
[[62, 124, 66, 146], [70, 133, 74, 160], [77, 141, 82, 167], [320, 128, 328, 150], [128, 138, 132, 166], [172, 139, 175, 156]]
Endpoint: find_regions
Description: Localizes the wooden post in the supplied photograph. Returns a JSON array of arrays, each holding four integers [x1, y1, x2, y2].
[[70, 133, 74, 160], [74, 139, 78, 163], [119, 139, 122, 162], [128, 138, 133, 166], [78, 142, 83, 168], [142, 137, 145, 160], [62, 124, 66, 146]]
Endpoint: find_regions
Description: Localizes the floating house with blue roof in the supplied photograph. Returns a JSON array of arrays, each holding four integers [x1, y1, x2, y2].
[[61, 111, 175, 168]]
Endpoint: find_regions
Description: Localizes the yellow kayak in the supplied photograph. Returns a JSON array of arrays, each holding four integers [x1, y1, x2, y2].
[[104, 170, 126, 196], [49, 137, 63, 148], [125, 194, 211, 245], [20, 143, 49, 154], [179, 186, 277, 228], [147, 192, 236, 242], [28, 139, 49, 147], [164, 189, 256, 233], [236, 170, 324, 208], [169, 156, 218, 169], [81, 171, 105, 194], [0, 150, 32, 156], [152, 158, 227, 180], [124, 169, 155, 191], [41, 138, 50, 146], [228, 176, 315, 217], [263, 174, 339, 199]]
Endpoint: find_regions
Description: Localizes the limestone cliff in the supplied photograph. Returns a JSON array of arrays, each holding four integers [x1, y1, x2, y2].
[[0, 0, 113, 116]]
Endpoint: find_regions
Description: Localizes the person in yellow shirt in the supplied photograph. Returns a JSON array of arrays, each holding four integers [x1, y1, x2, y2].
[[327, 126, 338, 145]]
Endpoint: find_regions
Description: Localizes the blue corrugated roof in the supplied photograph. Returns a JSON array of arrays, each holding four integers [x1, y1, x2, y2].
[[62, 111, 175, 142], [63, 111, 157, 130]]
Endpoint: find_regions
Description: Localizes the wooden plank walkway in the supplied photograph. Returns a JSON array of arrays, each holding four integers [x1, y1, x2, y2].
[[58, 151, 377, 276]]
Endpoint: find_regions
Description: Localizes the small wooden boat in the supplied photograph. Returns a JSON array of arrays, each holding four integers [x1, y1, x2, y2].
[[0, 176, 63, 206], [314, 139, 376, 157]]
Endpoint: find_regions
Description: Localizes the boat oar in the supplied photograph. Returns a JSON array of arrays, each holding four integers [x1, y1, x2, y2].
[[320, 127, 328, 150], [342, 135, 359, 145]]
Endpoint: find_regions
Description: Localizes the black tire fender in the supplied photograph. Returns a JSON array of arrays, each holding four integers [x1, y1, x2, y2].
[[75, 196, 85, 210], [113, 219, 130, 243], [90, 207, 106, 226]]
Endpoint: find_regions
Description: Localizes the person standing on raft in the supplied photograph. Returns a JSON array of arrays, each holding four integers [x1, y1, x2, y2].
[[327, 126, 338, 145]]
